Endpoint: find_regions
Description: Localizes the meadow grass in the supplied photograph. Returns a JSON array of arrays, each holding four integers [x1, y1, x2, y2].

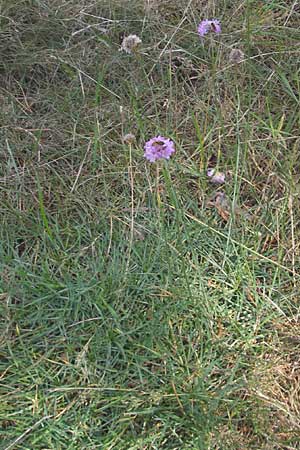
[[1, 1, 300, 448]]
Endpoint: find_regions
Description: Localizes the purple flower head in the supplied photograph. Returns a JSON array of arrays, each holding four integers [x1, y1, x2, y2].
[[207, 168, 215, 178], [198, 19, 221, 37], [144, 136, 175, 163], [207, 168, 225, 184]]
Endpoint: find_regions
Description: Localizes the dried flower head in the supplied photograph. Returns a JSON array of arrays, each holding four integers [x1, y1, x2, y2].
[[207, 168, 225, 184], [144, 136, 175, 162], [198, 19, 221, 37], [120, 34, 142, 54], [229, 48, 245, 64], [123, 133, 136, 144]]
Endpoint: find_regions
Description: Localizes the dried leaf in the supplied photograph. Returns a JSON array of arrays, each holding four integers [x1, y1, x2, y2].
[[215, 192, 230, 221]]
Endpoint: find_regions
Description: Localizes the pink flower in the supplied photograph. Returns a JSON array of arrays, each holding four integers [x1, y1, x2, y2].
[[207, 168, 225, 184], [144, 136, 175, 162], [198, 19, 221, 37]]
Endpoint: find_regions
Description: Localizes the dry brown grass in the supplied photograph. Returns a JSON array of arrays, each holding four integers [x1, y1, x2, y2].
[[249, 320, 300, 448]]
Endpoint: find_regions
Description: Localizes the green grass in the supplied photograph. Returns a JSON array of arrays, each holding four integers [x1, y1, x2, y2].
[[1, 1, 300, 448]]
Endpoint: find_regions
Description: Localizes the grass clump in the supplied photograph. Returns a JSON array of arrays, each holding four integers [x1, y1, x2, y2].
[[1, 1, 300, 449]]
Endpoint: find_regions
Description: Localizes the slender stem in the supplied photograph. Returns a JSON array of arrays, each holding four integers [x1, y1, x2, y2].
[[125, 143, 134, 274]]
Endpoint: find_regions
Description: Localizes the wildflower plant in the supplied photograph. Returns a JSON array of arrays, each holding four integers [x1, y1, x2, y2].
[[120, 34, 142, 54], [144, 136, 175, 163], [207, 168, 226, 184], [198, 19, 221, 37]]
